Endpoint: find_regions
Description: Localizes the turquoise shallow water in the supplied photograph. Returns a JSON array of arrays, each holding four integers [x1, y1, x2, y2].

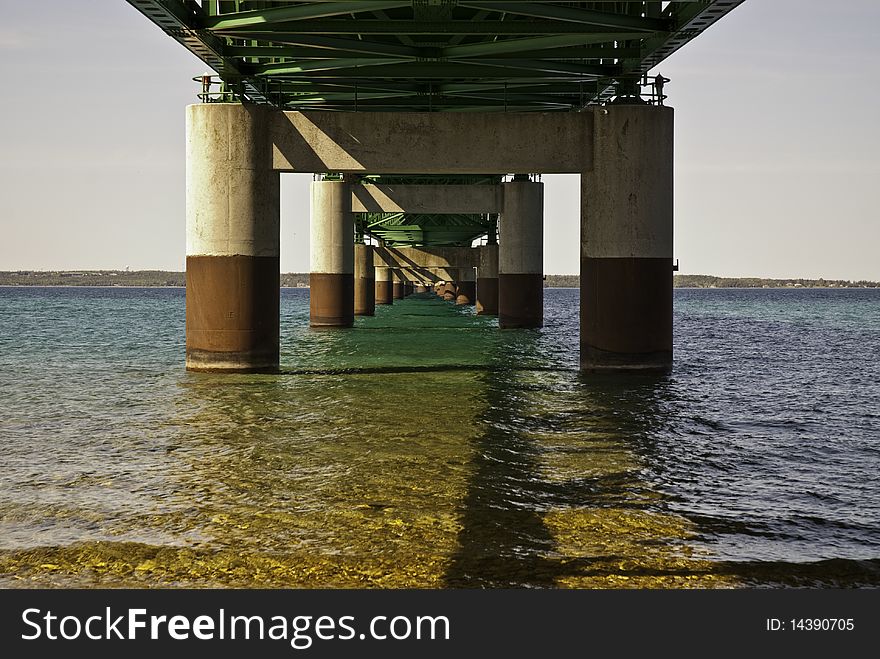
[[0, 286, 878, 587]]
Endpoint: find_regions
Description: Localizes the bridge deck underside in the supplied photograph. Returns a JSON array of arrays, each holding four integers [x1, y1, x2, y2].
[[126, 1, 741, 245], [126, 1, 744, 112]]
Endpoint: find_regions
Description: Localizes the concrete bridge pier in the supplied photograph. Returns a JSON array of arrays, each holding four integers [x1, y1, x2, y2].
[[310, 178, 354, 327], [375, 266, 393, 305], [499, 178, 543, 328], [354, 243, 375, 316], [456, 267, 476, 305], [476, 244, 499, 315], [185, 104, 279, 372], [392, 269, 405, 300], [581, 105, 674, 372]]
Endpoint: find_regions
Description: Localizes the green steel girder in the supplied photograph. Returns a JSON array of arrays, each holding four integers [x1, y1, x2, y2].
[[226, 44, 642, 60], [441, 33, 647, 58], [458, 2, 670, 31], [248, 34, 421, 58], [217, 21, 655, 36], [204, 2, 413, 30], [254, 61, 616, 80], [124, 1, 746, 111]]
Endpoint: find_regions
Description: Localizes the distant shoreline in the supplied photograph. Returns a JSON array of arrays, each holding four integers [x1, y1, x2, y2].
[[1, 271, 878, 289]]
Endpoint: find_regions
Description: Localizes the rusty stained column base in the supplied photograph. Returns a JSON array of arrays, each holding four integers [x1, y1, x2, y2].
[[498, 273, 543, 329], [580, 257, 672, 373], [185, 255, 279, 372], [375, 280, 394, 305], [392, 282, 405, 300], [355, 276, 376, 316], [476, 277, 498, 315], [455, 280, 476, 305], [310, 273, 354, 327]]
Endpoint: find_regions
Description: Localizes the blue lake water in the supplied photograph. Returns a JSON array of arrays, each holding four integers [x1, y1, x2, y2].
[[0, 286, 878, 587]]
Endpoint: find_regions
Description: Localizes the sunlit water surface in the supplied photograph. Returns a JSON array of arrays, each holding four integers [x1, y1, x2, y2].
[[0, 287, 878, 588]]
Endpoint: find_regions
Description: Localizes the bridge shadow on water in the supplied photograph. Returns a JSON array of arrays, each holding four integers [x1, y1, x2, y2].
[[442, 331, 679, 587], [443, 360, 562, 587]]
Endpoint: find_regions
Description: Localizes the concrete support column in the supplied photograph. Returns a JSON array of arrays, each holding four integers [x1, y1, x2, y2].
[[185, 103, 279, 372], [581, 105, 674, 372], [392, 269, 405, 299], [375, 267, 393, 305], [354, 243, 375, 316], [310, 179, 354, 327], [499, 179, 543, 328], [456, 267, 476, 305], [476, 244, 499, 315]]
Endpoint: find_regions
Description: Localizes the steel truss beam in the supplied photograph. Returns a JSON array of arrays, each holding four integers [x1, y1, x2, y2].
[[125, 1, 745, 112]]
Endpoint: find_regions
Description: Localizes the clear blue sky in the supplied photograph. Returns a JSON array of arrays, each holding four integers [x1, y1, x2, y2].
[[1, 1, 878, 279]]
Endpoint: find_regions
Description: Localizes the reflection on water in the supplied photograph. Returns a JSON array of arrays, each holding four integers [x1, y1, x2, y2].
[[0, 287, 878, 588]]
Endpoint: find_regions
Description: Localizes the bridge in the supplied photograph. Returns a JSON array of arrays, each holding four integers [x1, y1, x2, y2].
[[123, 1, 744, 372]]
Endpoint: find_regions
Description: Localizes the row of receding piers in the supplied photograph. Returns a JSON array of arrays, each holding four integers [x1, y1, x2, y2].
[[357, 244, 490, 313], [184, 102, 674, 375], [310, 175, 543, 329]]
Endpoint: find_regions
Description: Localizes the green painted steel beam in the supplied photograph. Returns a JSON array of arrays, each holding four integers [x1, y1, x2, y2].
[[224, 45, 400, 60], [459, 2, 670, 32], [240, 33, 421, 58], [226, 44, 639, 61], [254, 58, 411, 75], [125, 0, 746, 122], [217, 21, 652, 36], [442, 33, 646, 58], [466, 59, 614, 77], [475, 46, 640, 60], [204, 2, 410, 30], [258, 62, 608, 80]]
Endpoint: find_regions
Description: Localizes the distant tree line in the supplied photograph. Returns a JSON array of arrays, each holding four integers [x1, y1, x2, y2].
[[2, 271, 877, 289], [0, 271, 316, 288], [543, 274, 878, 288], [0, 270, 186, 287], [671, 274, 879, 289]]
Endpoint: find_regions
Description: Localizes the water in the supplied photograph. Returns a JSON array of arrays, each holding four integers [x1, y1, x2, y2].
[[0, 286, 878, 588]]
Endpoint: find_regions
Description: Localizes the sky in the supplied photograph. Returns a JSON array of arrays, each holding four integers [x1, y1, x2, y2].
[[0, 1, 878, 279]]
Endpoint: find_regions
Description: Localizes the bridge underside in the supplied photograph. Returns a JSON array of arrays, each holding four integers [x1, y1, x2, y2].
[[127, 0, 742, 113], [128, 0, 740, 248], [355, 176, 499, 247], [124, 1, 741, 372]]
